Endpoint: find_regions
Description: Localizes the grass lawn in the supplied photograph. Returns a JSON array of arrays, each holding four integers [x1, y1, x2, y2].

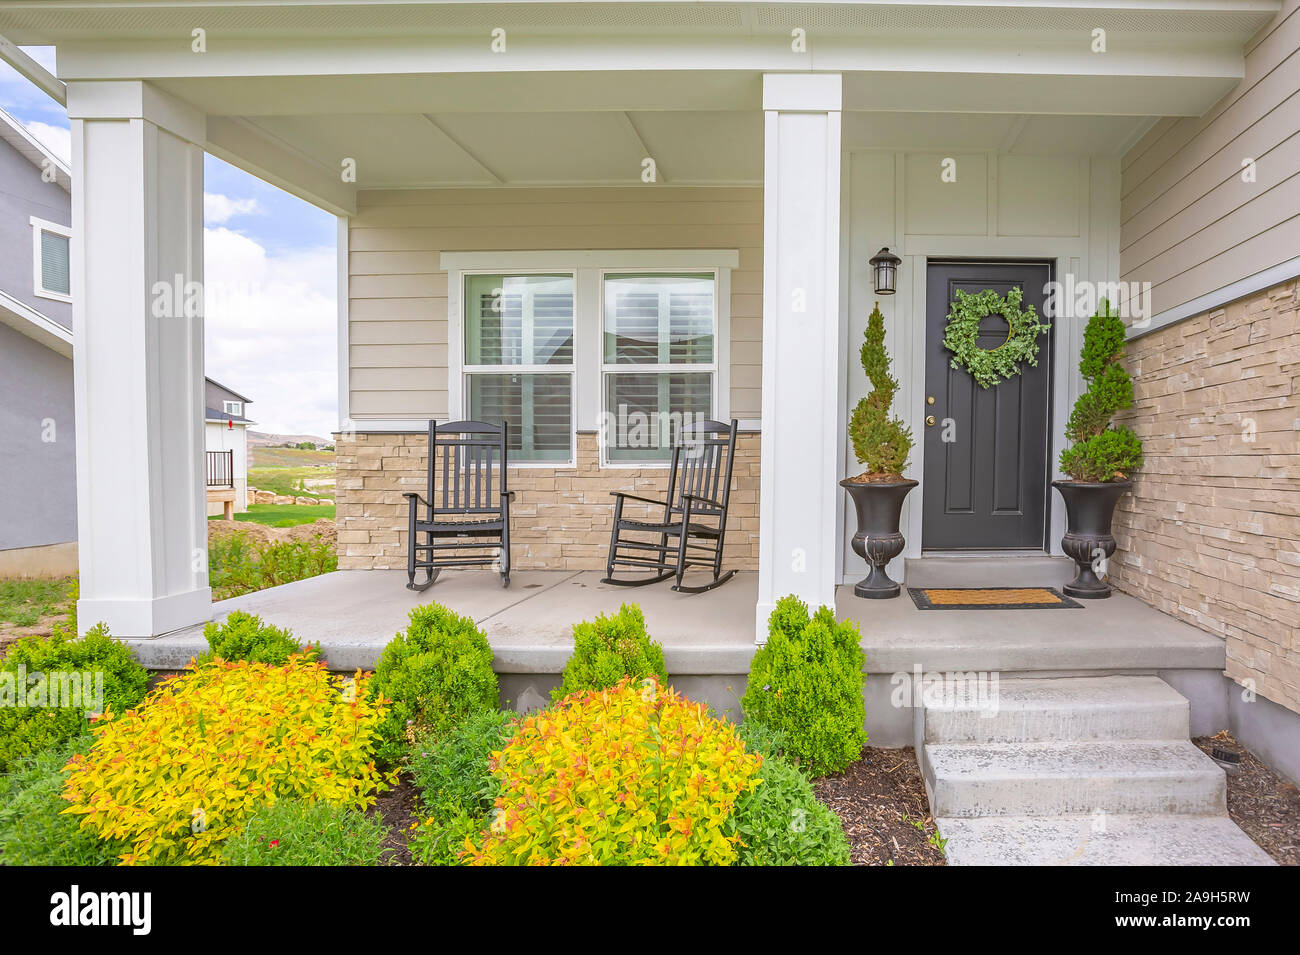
[[210, 504, 336, 527], [0, 577, 76, 627]]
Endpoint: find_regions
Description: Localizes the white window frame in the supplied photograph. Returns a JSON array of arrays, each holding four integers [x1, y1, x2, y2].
[[443, 250, 735, 471], [599, 268, 722, 469], [223, 400, 243, 416], [452, 268, 579, 468], [30, 216, 72, 304]]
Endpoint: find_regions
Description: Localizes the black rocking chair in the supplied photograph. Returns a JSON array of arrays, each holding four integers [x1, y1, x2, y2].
[[403, 419, 513, 591], [602, 418, 739, 594]]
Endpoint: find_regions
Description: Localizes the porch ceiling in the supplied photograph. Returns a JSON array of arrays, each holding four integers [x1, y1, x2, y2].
[[4, 1, 1276, 205]]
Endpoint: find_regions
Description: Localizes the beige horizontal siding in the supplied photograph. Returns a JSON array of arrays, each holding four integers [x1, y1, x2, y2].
[[1120, 1, 1300, 316], [347, 185, 764, 423]]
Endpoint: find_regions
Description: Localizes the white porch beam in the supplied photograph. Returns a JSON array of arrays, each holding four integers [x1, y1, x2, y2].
[[755, 73, 844, 640], [68, 80, 211, 638], [206, 115, 357, 216]]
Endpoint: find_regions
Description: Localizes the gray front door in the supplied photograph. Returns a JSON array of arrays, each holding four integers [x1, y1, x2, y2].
[[922, 260, 1053, 551]]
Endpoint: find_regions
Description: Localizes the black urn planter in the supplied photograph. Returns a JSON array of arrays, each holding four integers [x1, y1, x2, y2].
[[1052, 480, 1132, 599], [840, 478, 918, 599]]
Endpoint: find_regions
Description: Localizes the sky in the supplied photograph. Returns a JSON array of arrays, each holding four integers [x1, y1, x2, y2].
[[0, 48, 339, 438]]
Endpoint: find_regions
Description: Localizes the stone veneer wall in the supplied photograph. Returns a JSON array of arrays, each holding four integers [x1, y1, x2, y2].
[[336, 432, 760, 572], [1111, 279, 1299, 714]]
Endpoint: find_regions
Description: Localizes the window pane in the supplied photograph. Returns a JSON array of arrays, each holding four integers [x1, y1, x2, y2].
[[465, 274, 573, 366], [468, 372, 572, 463], [41, 231, 70, 296], [604, 371, 711, 462], [604, 273, 714, 365]]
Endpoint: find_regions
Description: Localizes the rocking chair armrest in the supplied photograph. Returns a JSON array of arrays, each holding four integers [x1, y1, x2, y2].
[[609, 490, 669, 508], [681, 492, 725, 510], [403, 491, 431, 509], [502, 490, 516, 501]]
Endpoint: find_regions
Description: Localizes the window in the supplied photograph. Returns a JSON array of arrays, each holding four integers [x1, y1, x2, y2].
[[31, 217, 71, 302], [462, 273, 575, 463], [444, 250, 734, 469], [223, 400, 243, 417], [602, 272, 716, 463]]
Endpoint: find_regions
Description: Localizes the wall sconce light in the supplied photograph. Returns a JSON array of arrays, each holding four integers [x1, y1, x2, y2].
[[870, 247, 901, 295]]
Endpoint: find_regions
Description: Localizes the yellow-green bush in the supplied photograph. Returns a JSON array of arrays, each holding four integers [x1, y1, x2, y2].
[[61, 658, 391, 865], [465, 678, 762, 866]]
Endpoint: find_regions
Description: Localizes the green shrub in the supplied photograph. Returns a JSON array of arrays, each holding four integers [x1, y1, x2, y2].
[[197, 610, 319, 665], [733, 755, 850, 866], [741, 596, 866, 777], [219, 799, 387, 866], [847, 302, 912, 478], [553, 603, 668, 700], [0, 623, 148, 774], [370, 603, 498, 766], [409, 708, 514, 818], [1059, 298, 1143, 482], [208, 531, 336, 601], [0, 733, 120, 866]]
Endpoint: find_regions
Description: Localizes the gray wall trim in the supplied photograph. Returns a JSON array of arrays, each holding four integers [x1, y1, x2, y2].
[[1129, 254, 1300, 341]]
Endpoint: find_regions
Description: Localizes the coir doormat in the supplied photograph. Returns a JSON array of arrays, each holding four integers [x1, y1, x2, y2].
[[907, 587, 1082, 610]]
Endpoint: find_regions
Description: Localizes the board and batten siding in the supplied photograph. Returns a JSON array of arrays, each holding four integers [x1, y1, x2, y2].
[[1120, 1, 1300, 320], [346, 186, 763, 424]]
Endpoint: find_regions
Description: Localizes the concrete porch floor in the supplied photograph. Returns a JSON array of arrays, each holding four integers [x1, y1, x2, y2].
[[125, 568, 1225, 676]]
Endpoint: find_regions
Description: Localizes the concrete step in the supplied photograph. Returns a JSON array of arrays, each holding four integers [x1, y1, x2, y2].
[[904, 555, 1075, 588], [935, 814, 1276, 866], [922, 739, 1227, 817], [924, 675, 1189, 744]]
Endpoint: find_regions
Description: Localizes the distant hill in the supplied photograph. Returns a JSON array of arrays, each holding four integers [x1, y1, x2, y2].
[[248, 431, 334, 449]]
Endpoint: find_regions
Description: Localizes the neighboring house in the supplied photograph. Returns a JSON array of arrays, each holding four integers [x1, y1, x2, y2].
[[0, 104, 74, 576], [204, 378, 254, 519], [2, 2, 1296, 788], [0, 105, 252, 557]]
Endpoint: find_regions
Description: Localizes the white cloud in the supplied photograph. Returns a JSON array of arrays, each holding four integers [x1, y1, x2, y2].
[[204, 193, 262, 225], [203, 227, 337, 437], [23, 120, 70, 165]]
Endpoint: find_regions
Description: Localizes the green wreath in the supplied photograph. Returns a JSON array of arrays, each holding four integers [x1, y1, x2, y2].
[[942, 287, 1051, 389]]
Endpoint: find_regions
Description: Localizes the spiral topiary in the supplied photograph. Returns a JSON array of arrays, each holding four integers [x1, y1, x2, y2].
[[1059, 298, 1143, 482], [847, 302, 912, 479]]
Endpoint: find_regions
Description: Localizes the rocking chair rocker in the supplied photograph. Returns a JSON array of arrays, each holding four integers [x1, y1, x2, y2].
[[403, 419, 513, 591], [601, 418, 739, 594]]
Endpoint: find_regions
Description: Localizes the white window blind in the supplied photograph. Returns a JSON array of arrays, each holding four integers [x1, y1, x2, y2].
[[464, 273, 575, 463]]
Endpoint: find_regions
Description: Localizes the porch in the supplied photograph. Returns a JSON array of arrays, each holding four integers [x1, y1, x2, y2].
[[122, 569, 1228, 742], [18, 1, 1275, 643]]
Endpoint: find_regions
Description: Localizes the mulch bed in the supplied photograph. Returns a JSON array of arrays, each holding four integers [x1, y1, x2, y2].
[[1194, 731, 1300, 865], [813, 747, 947, 866], [371, 775, 419, 865]]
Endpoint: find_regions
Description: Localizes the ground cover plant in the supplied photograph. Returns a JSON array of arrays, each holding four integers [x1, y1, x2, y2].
[[741, 596, 867, 776], [371, 603, 498, 766], [220, 799, 388, 866], [0, 732, 120, 866], [553, 603, 667, 699], [61, 658, 391, 865]]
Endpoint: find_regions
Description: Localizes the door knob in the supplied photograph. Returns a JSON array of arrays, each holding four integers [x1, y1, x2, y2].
[[926, 415, 936, 426]]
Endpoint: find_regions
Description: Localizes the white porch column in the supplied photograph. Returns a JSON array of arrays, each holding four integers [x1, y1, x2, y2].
[[755, 73, 844, 640], [68, 82, 210, 637]]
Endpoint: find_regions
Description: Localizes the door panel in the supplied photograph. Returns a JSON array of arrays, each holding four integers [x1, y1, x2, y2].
[[922, 261, 1053, 551]]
